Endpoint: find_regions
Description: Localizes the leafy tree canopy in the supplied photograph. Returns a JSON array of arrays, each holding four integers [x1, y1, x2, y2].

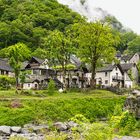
[[0, 0, 84, 50], [128, 36, 140, 53]]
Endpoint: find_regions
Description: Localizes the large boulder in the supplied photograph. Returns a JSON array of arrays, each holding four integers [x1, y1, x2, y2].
[[11, 126, 21, 133], [0, 126, 11, 135]]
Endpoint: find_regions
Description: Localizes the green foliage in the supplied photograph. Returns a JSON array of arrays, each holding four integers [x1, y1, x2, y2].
[[47, 79, 56, 95], [104, 16, 123, 32], [32, 48, 49, 59], [84, 123, 115, 140], [0, 75, 15, 90], [113, 104, 123, 116], [110, 110, 136, 135], [128, 69, 134, 81], [0, 0, 83, 49], [0, 92, 125, 126], [0, 43, 31, 87], [70, 114, 89, 124], [128, 36, 140, 53], [19, 71, 31, 84], [118, 31, 137, 53], [0, 106, 35, 126], [72, 21, 119, 87], [53, 64, 76, 70]]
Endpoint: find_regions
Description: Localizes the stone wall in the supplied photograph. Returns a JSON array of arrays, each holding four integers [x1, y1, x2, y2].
[[124, 90, 140, 119]]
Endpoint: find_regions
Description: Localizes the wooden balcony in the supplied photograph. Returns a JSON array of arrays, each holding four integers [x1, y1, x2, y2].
[[112, 76, 124, 81]]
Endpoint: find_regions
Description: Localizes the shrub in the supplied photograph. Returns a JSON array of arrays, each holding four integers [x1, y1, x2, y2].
[[84, 123, 115, 140], [0, 75, 15, 89], [110, 110, 136, 135], [47, 79, 56, 95], [70, 114, 89, 124]]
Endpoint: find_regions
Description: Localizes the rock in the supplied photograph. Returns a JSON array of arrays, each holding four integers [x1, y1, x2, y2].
[[11, 126, 21, 133], [21, 128, 30, 134], [132, 90, 140, 96], [54, 122, 67, 131], [24, 123, 34, 128], [67, 121, 78, 129], [0, 126, 11, 135], [32, 125, 49, 134], [10, 133, 45, 140]]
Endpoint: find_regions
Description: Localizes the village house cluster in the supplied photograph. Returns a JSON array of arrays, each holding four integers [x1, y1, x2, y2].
[[0, 53, 139, 90]]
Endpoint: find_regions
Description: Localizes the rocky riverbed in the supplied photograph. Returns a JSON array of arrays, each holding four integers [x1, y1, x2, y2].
[[0, 121, 79, 140], [0, 122, 139, 140]]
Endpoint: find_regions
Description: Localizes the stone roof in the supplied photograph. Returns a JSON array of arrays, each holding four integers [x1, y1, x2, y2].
[[121, 54, 134, 62], [70, 55, 81, 68], [96, 64, 115, 72], [120, 63, 134, 71], [0, 58, 13, 72], [32, 57, 44, 64]]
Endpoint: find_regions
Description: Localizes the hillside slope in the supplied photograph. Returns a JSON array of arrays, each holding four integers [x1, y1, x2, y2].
[[0, 0, 83, 50]]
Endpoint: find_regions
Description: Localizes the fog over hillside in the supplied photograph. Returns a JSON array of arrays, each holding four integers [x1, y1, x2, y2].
[[57, 0, 110, 21]]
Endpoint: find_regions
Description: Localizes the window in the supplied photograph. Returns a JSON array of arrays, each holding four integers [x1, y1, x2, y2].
[[115, 67, 117, 71], [105, 80, 108, 84], [105, 72, 108, 77], [33, 70, 39, 75]]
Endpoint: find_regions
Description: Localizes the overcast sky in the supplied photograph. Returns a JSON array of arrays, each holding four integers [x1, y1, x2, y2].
[[92, 0, 140, 34], [58, 0, 140, 34]]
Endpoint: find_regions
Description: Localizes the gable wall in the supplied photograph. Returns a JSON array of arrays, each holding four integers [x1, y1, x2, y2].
[[95, 71, 111, 86], [130, 53, 140, 64]]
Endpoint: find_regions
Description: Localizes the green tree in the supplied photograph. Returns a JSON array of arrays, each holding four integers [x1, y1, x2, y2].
[[0, 0, 84, 49], [32, 47, 49, 59], [118, 31, 137, 53], [75, 22, 119, 87], [1, 43, 31, 88], [45, 30, 73, 89], [128, 36, 140, 53]]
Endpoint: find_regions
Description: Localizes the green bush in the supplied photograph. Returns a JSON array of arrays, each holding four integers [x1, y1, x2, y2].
[[84, 123, 115, 140], [70, 114, 89, 124], [0, 75, 15, 90], [47, 79, 56, 95], [110, 110, 136, 135], [0, 106, 35, 126]]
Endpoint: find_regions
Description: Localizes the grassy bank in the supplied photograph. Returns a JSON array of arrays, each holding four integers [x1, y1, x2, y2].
[[0, 90, 126, 126]]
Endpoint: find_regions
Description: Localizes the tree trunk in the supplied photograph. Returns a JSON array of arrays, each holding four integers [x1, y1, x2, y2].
[[15, 76, 19, 90], [90, 60, 97, 88], [62, 67, 67, 91]]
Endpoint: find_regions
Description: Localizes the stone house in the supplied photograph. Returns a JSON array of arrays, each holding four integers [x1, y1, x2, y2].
[[95, 64, 124, 88], [56, 67, 88, 89], [22, 57, 62, 90], [95, 63, 139, 88], [56, 55, 88, 88], [0, 58, 14, 77]]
